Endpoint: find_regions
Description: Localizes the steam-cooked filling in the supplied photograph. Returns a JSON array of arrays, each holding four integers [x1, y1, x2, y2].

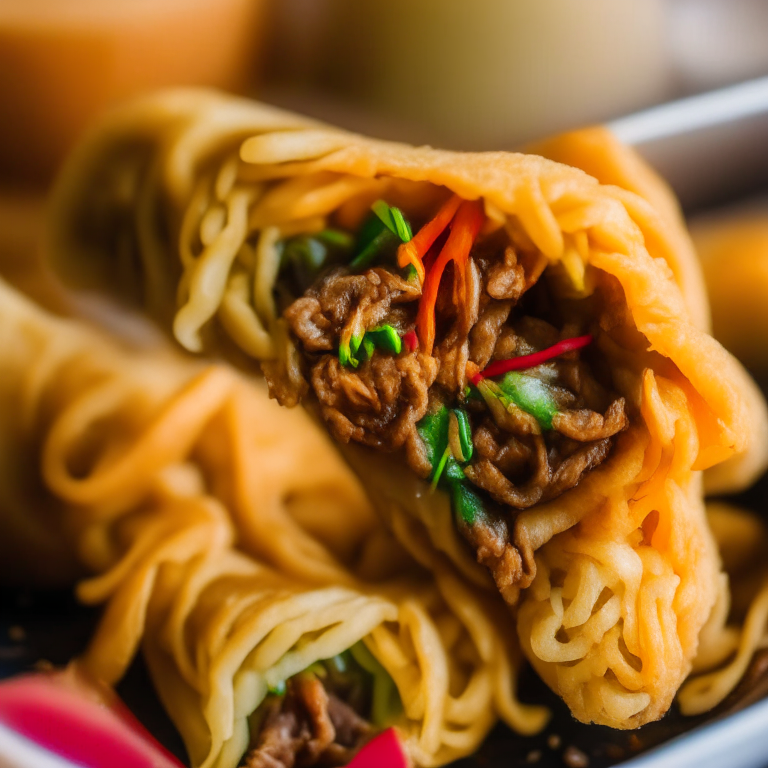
[[242, 646, 397, 768], [242, 673, 372, 768], [264, 196, 629, 595]]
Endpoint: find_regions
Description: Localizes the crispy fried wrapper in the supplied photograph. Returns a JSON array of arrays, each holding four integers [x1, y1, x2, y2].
[[532, 128, 768, 495], [44, 90, 768, 727]]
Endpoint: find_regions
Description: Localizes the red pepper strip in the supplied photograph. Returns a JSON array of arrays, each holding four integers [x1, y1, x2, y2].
[[417, 200, 485, 356], [402, 330, 419, 352], [397, 194, 462, 283], [347, 728, 408, 768], [470, 334, 593, 386]]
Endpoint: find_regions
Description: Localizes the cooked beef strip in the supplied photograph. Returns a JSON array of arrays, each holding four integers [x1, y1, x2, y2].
[[468, 299, 514, 369], [312, 350, 438, 452], [552, 400, 628, 442], [242, 674, 373, 768], [485, 246, 527, 301], [285, 267, 419, 353]]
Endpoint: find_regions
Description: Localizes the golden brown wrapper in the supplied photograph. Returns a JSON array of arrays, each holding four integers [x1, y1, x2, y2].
[[528, 126, 711, 332], [44, 89, 768, 727], [530, 127, 768, 495]]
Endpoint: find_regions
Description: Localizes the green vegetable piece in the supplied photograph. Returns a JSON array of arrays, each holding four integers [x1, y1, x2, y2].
[[349, 227, 398, 270], [357, 210, 388, 251], [338, 338, 353, 368], [371, 200, 413, 242], [338, 341, 349, 366], [282, 229, 355, 290], [317, 228, 354, 248], [268, 680, 287, 696], [417, 406, 450, 471], [463, 384, 482, 402], [339, 333, 365, 368], [350, 642, 402, 727], [451, 482, 484, 526], [444, 455, 465, 483], [349, 201, 412, 270], [366, 325, 402, 355], [451, 408, 473, 462], [499, 372, 559, 430], [281, 236, 328, 287], [430, 446, 451, 490], [361, 336, 376, 362]]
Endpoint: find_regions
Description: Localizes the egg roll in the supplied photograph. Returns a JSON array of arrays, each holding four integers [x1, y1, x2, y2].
[[0, 274, 376, 588], [45, 90, 768, 727], [0, 277, 547, 766]]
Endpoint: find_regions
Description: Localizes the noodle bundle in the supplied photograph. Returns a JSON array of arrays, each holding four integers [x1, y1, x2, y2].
[[0, 277, 547, 766], [45, 89, 768, 728]]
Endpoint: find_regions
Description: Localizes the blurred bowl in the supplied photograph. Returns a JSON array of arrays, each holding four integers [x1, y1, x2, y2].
[[267, 0, 673, 149], [0, 0, 268, 182]]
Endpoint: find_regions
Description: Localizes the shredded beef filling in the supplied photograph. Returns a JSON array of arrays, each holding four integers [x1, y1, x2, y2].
[[266, 218, 630, 598], [242, 674, 373, 768]]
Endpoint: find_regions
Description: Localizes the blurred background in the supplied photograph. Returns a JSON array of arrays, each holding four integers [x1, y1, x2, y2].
[[3, 0, 768, 188]]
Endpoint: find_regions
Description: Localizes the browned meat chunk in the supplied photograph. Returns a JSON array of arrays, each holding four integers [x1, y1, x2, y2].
[[485, 246, 526, 301], [285, 267, 419, 353], [242, 674, 372, 768], [457, 505, 523, 598], [552, 399, 628, 441], [312, 351, 437, 453]]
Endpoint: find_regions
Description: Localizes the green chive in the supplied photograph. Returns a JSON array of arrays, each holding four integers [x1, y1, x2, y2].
[[371, 200, 412, 243], [350, 642, 401, 727], [417, 406, 450, 470], [390, 207, 413, 242], [452, 408, 474, 462], [366, 325, 402, 354], [349, 227, 397, 270], [268, 680, 287, 696], [349, 201, 412, 270], [362, 336, 376, 361], [338, 337, 358, 368], [431, 446, 451, 490], [317, 228, 354, 248]]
